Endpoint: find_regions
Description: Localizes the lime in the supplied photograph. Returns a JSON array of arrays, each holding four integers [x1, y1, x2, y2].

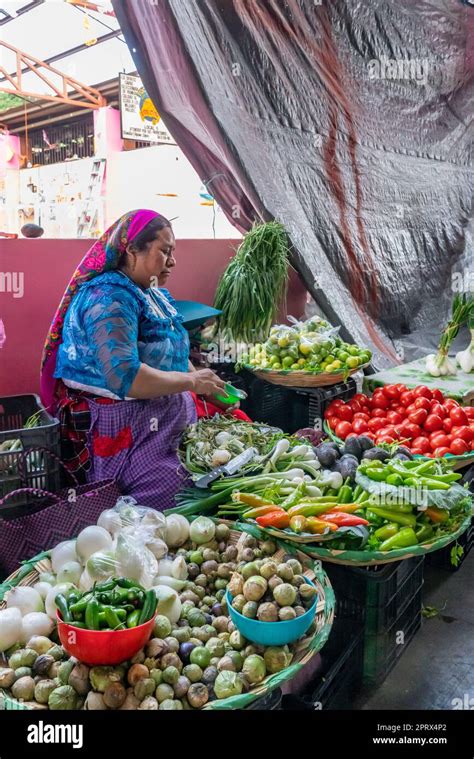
[[332, 360, 342, 369], [346, 356, 360, 368], [348, 345, 359, 356], [291, 363, 300, 370], [325, 355, 335, 364], [278, 337, 289, 348], [273, 362, 282, 370], [282, 356, 294, 368], [337, 351, 349, 362], [299, 342, 312, 356]]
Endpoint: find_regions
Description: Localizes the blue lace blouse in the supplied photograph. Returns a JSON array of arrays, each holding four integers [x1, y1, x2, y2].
[[55, 271, 190, 399]]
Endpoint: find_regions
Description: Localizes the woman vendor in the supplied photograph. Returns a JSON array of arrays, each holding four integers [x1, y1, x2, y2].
[[40, 209, 228, 510]]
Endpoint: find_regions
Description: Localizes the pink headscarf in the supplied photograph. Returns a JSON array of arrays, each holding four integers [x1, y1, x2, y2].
[[40, 209, 169, 411]]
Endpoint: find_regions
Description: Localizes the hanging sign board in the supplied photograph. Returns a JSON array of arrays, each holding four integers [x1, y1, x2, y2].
[[119, 73, 175, 144]]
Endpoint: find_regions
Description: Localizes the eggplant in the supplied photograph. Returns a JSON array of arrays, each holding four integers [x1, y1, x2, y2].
[[342, 437, 362, 460], [315, 443, 338, 468], [357, 435, 375, 452], [392, 452, 411, 462], [362, 447, 390, 462], [394, 446, 414, 460], [337, 458, 358, 481]]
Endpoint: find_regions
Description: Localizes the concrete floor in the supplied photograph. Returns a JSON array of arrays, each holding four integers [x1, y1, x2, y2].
[[355, 552, 474, 710]]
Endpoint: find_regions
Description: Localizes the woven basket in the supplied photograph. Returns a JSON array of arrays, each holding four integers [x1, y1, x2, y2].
[[250, 366, 364, 388], [237, 512, 472, 567], [0, 532, 335, 711]]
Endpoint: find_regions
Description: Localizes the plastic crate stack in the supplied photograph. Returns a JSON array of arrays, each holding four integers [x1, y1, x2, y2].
[[0, 394, 60, 508], [324, 558, 424, 688]]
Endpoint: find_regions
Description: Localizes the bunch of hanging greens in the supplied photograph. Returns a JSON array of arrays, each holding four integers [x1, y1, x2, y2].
[[426, 293, 474, 377], [213, 221, 290, 342]]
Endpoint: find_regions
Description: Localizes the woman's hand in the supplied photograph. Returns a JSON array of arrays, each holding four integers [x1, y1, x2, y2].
[[191, 368, 227, 396], [202, 394, 240, 413]]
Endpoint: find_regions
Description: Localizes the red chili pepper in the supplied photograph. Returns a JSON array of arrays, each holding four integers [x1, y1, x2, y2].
[[321, 512, 369, 526], [256, 509, 290, 529]]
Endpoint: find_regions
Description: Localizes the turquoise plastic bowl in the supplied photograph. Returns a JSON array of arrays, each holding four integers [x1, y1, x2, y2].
[[226, 577, 317, 646]]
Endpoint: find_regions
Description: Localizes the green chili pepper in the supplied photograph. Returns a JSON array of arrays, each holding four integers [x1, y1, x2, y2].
[[386, 473, 404, 487], [96, 579, 117, 592], [287, 502, 340, 517], [417, 477, 451, 491], [115, 608, 127, 622], [280, 483, 305, 509], [352, 484, 363, 501], [126, 610, 141, 628], [415, 524, 434, 542], [374, 522, 399, 540], [365, 469, 388, 482], [380, 526, 418, 551], [356, 491, 370, 504], [85, 598, 100, 630], [103, 606, 125, 630], [138, 590, 157, 625], [69, 621, 87, 629], [369, 507, 416, 527], [337, 484, 354, 504], [116, 577, 145, 590], [55, 594, 72, 623]]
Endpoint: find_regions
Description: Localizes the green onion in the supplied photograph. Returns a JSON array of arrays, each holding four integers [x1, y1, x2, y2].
[[214, 221, 290, 342]]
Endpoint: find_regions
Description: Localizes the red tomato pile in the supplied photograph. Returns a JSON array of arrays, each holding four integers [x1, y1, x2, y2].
[[324, 384, 474, 457]]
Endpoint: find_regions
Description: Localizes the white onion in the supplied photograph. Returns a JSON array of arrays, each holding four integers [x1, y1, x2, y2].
[[56, 561, 82, 585], [33, 582, 53, 600], [156, 558, 174, 577], [97, 509, 123, 536], [5, 586, 44, 615], [0, 607, 22, 652], [51, 540, 78, 573], [76, 526, 113, 562], [21, 612, 54, 643], [45, 583, 75, 620], [152, 585, 182, 624], [164, 514, 189, 547]]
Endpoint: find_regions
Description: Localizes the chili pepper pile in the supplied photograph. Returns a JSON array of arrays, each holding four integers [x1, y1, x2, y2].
[[56, 578, 158, 631]]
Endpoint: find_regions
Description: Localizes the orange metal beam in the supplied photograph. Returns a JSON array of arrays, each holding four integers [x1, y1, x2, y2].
[[0, 40, 106, 110]]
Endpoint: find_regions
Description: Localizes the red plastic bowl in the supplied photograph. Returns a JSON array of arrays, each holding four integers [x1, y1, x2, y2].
[[56, 611, 156, 666]]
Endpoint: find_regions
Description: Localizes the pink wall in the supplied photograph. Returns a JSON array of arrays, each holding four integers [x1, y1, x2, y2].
[[0, 238, 307, 396]]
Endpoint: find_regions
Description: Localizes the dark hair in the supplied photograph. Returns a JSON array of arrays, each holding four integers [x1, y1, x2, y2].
[[132, 215, 171, 251], [21, 223, 44, 238]]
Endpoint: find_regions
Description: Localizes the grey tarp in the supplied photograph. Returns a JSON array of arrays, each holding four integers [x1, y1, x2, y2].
[[114, 0, 473, 369]]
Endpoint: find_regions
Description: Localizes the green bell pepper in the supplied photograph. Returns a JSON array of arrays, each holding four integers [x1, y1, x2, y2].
[[380, 526, 418, 551]]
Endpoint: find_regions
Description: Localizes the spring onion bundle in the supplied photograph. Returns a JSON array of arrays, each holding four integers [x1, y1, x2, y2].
[[426, 294, 473, 377], [214, 221, 290, 342]]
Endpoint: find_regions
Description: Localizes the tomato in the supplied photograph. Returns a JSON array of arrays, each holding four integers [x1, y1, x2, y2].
[[327, 416, 340, 431], [377, 434, 396, 444], [348, 400, 363, 414], [412, 436, 431, 453], [423, 414, 444, 433], [430, 402, 447, 418], [429, 433, 450, 450], [362, 406, 371, 415], [431, 388, 444, 403], [455, 426, 473, 444], [405, 403, 418, 416], [383, 384, 401, 399], [402, 422, 421, 439], [378, 425, 397, 437], [394, 383, 407, 393], [352, 419, 369, 434], [371, 394, 390, 410], [353, 412, 370, 422], [450, 407, 468, 426], [414, 397, 431, 412], [408, 408, 428, 426], [433, 447, 451, 457], [368, 418, 386, 433], [399, 391, 415, 406], [464, 407, 474, 420], [443, 398, 459, 409], [372, 408, 387, 419], [329, 399, 346, 411], [393, 405, 406, 417], [352, 393, 369, 405], [450, 438, 469, 455], [335, 421, 353, 440], [364, 432, 376, 441], [337, 405, 353, 422], [410, 448, 425, 456], [389, 401, 401, 410], [443, 418, 454, 434], [387, 411, 403, 425], [413, 385, 432, 400]]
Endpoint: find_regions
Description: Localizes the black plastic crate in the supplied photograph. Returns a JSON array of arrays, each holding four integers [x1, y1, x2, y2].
[[426, 522, 473, 572], [281, 619, 364, 710], [243, 375, 357, 433], [324, 557, 424, 635], [362, 586, 423, 688], [0, 394, 60, 506]]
